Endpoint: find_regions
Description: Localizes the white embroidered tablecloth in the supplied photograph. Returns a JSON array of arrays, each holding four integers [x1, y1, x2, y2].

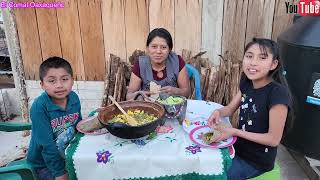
[[66, 100, 232, 180]]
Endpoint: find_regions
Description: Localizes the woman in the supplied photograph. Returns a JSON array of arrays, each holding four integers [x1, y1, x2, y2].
[[126, 28, 190, 100]]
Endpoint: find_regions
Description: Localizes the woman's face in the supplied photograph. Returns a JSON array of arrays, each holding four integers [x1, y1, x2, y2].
[[146, 36, 170, 64]]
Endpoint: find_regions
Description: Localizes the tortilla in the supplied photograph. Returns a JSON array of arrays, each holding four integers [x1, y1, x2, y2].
[[150, 81, 160, 99], [202, 131, 221, 144]]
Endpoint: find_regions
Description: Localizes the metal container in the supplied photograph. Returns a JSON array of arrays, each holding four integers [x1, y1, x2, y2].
[[98, 100, 165, 139], [278, 16, 320, 160]]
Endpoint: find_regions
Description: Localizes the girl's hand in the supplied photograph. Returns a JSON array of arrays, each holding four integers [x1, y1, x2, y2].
[[213, 126, 236, 142], [159, 86, 177, 95], [208, 110, 221, 128]]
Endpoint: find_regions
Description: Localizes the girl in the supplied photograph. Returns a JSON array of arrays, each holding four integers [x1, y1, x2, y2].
[[208, 38, 293, 180]]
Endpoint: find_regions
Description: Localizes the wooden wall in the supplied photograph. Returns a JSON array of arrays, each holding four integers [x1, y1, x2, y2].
[[14, 0, 296, 81]]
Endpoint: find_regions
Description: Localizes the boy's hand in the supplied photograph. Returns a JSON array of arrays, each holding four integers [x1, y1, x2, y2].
[[55, 173, 68, 180], [208, 110, 221, 128]]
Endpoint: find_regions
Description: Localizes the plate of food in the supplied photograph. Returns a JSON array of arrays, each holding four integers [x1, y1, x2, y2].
[[189, 125, 237, 148], [76, 115, 108, 135]]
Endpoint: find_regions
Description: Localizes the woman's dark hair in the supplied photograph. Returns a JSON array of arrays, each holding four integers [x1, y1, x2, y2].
[[241, 38, 294, 136], [146, 28, 173, 50], [39, 56, 73, 81]]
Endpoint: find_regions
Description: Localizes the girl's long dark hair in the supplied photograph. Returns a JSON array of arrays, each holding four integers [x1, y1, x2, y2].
[[241, 38, 294, 136]]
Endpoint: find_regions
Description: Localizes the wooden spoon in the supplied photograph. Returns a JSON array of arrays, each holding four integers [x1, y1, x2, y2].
[[108, 96, 138, 126]]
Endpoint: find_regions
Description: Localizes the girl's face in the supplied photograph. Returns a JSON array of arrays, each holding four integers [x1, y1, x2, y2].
[[243, 44, 278, 87], [146, 36, 170, 65]]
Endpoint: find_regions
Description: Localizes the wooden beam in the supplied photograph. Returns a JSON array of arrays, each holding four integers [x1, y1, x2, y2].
[[201, 0, 223, 65], [35, 0, 62, 60], [101, 0, 127, 61], [245, 0, 276, 44], [14, 8, 42, 80], [174, 0, 202, 56], [272, 0, 296, 41], [222, 0, 249, 62], [2, 8, 29, 122], [149, 0, 174, 49], [57, 0, 85, 80], [125, 0, 149, 57], [78, 0, 105, 81]]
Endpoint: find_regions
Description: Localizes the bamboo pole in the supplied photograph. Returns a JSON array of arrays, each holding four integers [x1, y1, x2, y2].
[[2, 7, 29, 123]]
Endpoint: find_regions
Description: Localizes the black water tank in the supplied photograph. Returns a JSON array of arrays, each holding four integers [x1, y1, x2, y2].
[[278, 17, 320, 160]]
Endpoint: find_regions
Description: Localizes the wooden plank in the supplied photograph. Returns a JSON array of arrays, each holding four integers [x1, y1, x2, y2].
[[272, 0, 296, 41], [35, 0, 62, 60], [174, 0, 202, 56], [101, 0, 127, 61], [78, 0, 105, 80], [57, 0, 85, 80], [125, 0, 149, 57], [201, 0, 223, 65], [245, 0, 276, 45], [222, 0, 249, 62], [148, 0, 174, 49], [14, 8, 42, 80]]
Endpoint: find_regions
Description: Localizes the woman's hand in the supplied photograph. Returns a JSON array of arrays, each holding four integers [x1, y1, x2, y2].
[[208, 110, 221, 128], [213, 126, 236, 142], [159, 86, 178, 95], [129, 91, 152, 101]]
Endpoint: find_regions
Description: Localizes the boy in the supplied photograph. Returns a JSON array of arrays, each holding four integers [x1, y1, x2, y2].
[[27, 57, 82, 180]]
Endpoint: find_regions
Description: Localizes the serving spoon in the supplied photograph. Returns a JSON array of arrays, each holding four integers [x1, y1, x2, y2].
[[108, 96, 138, 126]]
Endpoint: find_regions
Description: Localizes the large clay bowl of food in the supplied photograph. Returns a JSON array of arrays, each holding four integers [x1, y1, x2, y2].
[[98, 100, 165, 139]]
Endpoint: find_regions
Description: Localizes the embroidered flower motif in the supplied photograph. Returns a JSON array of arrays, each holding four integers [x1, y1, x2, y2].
[[131, 139, 147, 146], [96, 150, 113, 164], [241, 97, 245, 102], [249, 98, 252, 102], [114, 140, 130, 147], [184, 119, 191, 127], [146, 132, 157, 140], [156, 125, 173, 134], [165, 136, 176, 142], [248, 120, 252, 126], [186, 145, 202, 154], [194, 121, 201, 125]]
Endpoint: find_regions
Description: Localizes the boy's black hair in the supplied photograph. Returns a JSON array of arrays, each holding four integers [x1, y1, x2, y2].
[[241, 38, 294, 136], [39, 56, 73, 81], [146, 28, 173, 50]]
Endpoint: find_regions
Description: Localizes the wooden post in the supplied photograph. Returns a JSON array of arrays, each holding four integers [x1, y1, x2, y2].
[[2, 8, 29, 122]]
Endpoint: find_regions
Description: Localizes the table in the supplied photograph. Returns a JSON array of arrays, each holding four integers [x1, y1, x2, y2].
[[66, 100, 232, 180]]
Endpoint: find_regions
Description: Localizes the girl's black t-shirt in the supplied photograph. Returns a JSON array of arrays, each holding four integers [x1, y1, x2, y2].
[[234, 79, 291, 171]]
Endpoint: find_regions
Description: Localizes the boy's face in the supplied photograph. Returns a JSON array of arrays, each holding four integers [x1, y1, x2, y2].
[[41, 68, 74, 101]]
